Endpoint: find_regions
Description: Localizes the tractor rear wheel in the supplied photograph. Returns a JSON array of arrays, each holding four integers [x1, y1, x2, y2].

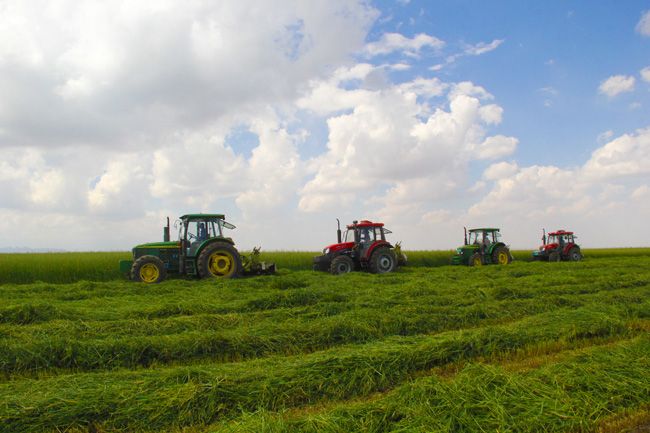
[[568, 247, 582, 262], [131, 255, 167, 283], [369, 248, 396, 274], [492, 246, 512, 265], [330, 255, 354, 275], [548, 251, 561, 262], [469, 253, 482, 266], [198, 242, 242, 279]]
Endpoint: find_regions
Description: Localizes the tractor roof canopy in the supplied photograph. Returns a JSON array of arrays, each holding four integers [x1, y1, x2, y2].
[[549, 230, 573, 236], [468, 227, 500, 233], [347, 220, 384, 229], [180, 213, 225, 221]]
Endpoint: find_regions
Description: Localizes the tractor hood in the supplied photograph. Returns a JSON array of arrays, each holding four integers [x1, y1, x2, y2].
[[323, 242, 355, 254], [541, 243, 559, 251], [134, 241, 180, 250]]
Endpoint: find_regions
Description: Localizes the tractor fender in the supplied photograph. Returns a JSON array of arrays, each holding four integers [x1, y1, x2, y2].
[[562, 243, 576, 256], [194, 237, 236, 258], [487, 242, 506, 255], [365, 241, 393, 261]]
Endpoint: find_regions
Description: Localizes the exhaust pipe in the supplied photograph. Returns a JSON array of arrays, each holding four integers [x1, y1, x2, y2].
[[163, 217, 170, 242], [542, 228, 546, 245], [463, 226, 467, 245], [336, 218, 342, 244]]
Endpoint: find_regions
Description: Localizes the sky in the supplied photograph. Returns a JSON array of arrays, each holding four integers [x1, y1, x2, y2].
[[0, 0, 649, 251]]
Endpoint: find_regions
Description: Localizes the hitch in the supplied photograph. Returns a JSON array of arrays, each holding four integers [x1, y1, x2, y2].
[[242, 247, 276, 275]]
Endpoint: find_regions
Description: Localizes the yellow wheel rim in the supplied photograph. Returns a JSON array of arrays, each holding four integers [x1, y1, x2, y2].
[[472, 257, 482, 266], [498, 252, 509, 265], [140, 263, 160, 283], [208, 251, 235, 277]]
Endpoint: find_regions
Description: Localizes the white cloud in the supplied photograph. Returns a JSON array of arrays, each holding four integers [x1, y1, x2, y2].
[[468, 128, 650, 248], [636, 10, 650, 36], [463, 39, 504, 56], [483, 161, 518, 180], [474, 135, 518, 160], [363, 32, 444, 57], [298, 71, 509, 214], [641, 66, 650, 83], [598, 75, 636, 97], [597, 130, 614, 144], [582, 127, 650, 179]]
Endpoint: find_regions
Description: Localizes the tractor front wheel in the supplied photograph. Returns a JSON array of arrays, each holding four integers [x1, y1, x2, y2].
[[568, 247, 582, 262], [369, 248, 396, 274], [330, 255, 354, 275], [198, 242, 242, 279], [492, 246, 512, 265], [131, 255, 167, 283], [548, 251, 561, 262], [469, 253, 482, 267]]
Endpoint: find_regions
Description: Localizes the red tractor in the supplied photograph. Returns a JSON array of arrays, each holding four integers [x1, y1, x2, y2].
[[532, 229, 583, 262], [313, 219, 406, 275]]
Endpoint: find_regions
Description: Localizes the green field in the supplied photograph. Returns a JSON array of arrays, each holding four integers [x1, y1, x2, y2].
[[0, 251, 649, 432], [1, 247, 649, 284]]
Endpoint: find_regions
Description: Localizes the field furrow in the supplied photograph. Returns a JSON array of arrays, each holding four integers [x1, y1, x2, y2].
[[0, 252, 648, 432]]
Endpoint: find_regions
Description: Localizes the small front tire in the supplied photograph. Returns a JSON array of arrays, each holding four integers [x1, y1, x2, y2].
[[469, 253, 482, 267], [548, 251, 561, 262], [330, 255, 354, 275], [131, 255, 167, 283]]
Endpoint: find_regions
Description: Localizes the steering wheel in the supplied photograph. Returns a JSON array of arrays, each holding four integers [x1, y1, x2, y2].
[[188, 233, 197, 240]]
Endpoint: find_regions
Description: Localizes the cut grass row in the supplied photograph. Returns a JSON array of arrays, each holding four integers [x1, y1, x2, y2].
[[2, 256, 648, 323], [1, 283, 647, 376], [1, 258, 648, 376], [203, 336, 649, 433], [0, 306, 645, 433], [1, 248, 649, 284]]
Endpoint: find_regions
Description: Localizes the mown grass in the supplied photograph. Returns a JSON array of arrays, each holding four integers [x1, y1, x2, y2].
[[205, 336, 649, 433], [0, 256, 648, 432], [1, 247, 649, 284]]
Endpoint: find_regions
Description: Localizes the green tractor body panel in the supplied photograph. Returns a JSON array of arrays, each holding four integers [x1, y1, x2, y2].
[[450, 245, 479, 265]]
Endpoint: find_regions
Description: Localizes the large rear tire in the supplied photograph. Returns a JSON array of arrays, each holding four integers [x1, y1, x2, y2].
[[568, 247, 582, 262], [330, 255, 354, 275], [131, 255, 167, 283], [198, 242, 242, 279], [492, 246, 512, 265], [469, 253, 482, 267], [369, 248, 396, 274]]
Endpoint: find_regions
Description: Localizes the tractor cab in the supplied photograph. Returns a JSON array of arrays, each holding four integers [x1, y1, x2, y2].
[[314, 219, 406, 275], [451, 227, 512, 266], [180, 214, 235, 257], [532, 229, 582, 262]]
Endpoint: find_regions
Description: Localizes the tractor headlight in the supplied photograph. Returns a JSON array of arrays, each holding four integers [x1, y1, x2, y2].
[[323, 247, 330, 254], [456, 248, 463, 254]]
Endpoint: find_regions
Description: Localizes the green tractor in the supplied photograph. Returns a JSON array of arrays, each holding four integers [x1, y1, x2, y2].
[[451, 227, 512, 266], [119, 214, 275, 283]]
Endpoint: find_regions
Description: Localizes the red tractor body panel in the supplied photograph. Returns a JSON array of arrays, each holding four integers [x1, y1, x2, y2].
[[324, 241, 356, 254], [364, 240, 392, 260]]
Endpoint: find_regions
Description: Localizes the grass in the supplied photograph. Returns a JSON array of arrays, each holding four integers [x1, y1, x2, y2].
[[1, 247, 649, 284], [0, 254, 648, 432]]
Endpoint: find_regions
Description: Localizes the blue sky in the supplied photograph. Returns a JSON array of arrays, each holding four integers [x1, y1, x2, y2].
[[0, 0, 649, 251], [370, 0, 650, 167]]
